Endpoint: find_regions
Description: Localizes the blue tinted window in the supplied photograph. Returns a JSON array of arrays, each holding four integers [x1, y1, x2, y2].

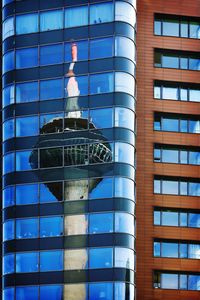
[[89, 177, 113, 199], [40, 79, 63, 100], [3, 85, 14, 107], [189, 120, 200, 133], [154, 242, 161, 257], [162, 54, 179, 68], [189, 182, 200, 196], [16, 81, 38, 103], [16, 47, 38, 69], [16, 252, 38, 272], [16, 184, 38, 205], [162, 118, 179, 131], [65, 6, 88, 28], [162, 211, 178, 226], [3, 152, 15, 174], [90, 248, 113, 269], [3, 186, 15, 208], [89, 213, 113, 234], [3, 119, 14, 141], [90, 3, 113, 24], [3, 51, 14, 73], [65, 40, 88, 62], [40, 251, 63, 271], [154, 211, 161, 225], [188, 244, 200, 259], [3, 220, 14, 241], [65, 76, 88, 96], [40, 112, 64, 133], [188, 275, 200, 290], [189, 58, 200, 70], [90, 73, 113, 94], [115, 36, 136, 61], [115, 248, 134, 270], [90, 108, 113, 129], [16, 286, 39, 300], [3, 17, 14, 40], [16, 150, 35, 171], [40, 217, 63, 237], [3, 288, 14, 300], [115, 177, 135, 199], [115, 213, 134, 234], [40, 10, 63, 31], [189, 151, 200, 165], [16, 218, 38, 239], [40, 182, 62, 203], [3, 254, 14, 275], [162, 242, 178, 257], [40, 285, 63, 300], [40, 44, 63, 65], [162, 180, 178, 195], [90, 37, 113, 59], [89, 283, 113, 300], [189, 213, 200, 228], [16, 116, 39, 137], [161, 273, 178, 289], [16, 13, 38, 34], [115, 72, 136, 96]]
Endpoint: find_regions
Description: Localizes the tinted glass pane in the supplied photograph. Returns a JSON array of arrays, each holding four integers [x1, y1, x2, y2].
[[40, 147, 63, 168], [40, 79, 63, 100], [3, 186, 15, 208], [65, 76, 88, 96], [65, 215, 88, 235], [180, 57, 188, 69], [3, 254, 14, 275], [180, 181, 187, 195], [65, 40, 88, 62], [163, 87, 178, 100], [16, 48, 38, 69], [90, 108, 113, 129], [162, 149, 178, 163], [40, 217, 63, 237], [3, 51, 14, 73], [162, 180, 178, 195], [115, 248, 134, 269], [154, 211, 161, 225], [188, 275, 200, 290], [189, 89, 200, 102], [162, 55, 179, 68], [181, 21, 188, 38], [162, 118, 179, 131], [3, 85, 14, 107], [65, 6, 88, 28], [163, 20, 179, 36], [189, 182, 200, 196], [40, 251, 63, 271], [115, 213, 134, 234], [65, 249, 88, 270], [40, 113, 64, 134], [89, 283, 113, 300], [180, 150, 188, 164], [190, 22, 200, 39], [40, 44, 63, 65], [188, 244, 200, 259], [3, 288, 14, 300], [115, 107, 135, 132], [189, 58, 200, 70], [180, 119, 188, 132], [40, 10, 63, 31], [16, 13, 38, 34], [3, 119, 14, 141], [161, 274, 178, 289], [16, 184, 38, 205], [189, 151, 200, 165], [16, 286, 38, 300], [40, 286, 63, 300], [115, 36, 136, 61], [154, 242, 161, 257], [16, 218, 38, 239], [180, 88, 188, 101], [162, 242, 178, 257], [89, 213, 113, 234], [16, 150, 35, 171], [154, 180, 161, 193], [154, 86, 161, 99], [40, 182, 63, 202], [180, 243, 188, 258], [3, 17, 14, 40], [180, 213, 187, 226], [162, 211, 178, 226], [3, 220, 14, 241], [16, 81, 38, 103], [64, 284, 88, 300], [3, 153, 15, 175], [115, 1, 136, 27], [64, 180, 88, 201], [189, 213, 200, 228], [154, 20, 161, 35], [16, 116, 39, 137], [90, 73, 113, 94], [189, 120, 200, 133], [115, 72, 135, 96], [90, 3, 113, 24], [89, 248, 113, 268], [16, 252, 38, 272], [115, 177, 134, 199], [89, 178, 113, 199], [90, 37, 113, 59], [180, 274, 187, 290]]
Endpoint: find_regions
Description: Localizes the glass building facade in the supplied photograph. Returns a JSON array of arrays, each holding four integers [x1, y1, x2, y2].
[[2, 0, 136, 299]]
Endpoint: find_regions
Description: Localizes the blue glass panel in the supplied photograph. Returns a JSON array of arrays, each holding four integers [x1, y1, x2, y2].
[[162, 55, 179, 68], [40, 78, 63, 100], [188, 275, 200, 290], [3, 152, 15, 174], [89, 213, 113, 234], [40, 44, 63, 65], [40, 216, 63, 237], [40, 251, 63, 271], [3, 85, 14, 107], [3, 220, 14, 241], [162, 211, 178, 226], [16, 184, 38, 205], [115, 178, 134, 199], [162, 180, 178, 195], [40, 182, 62, 203], [16, 218, 38, 239], [16, 81, 38, 103], [90, 73, 113, 94], [16, 286, 39, 300], [154, 179, 160, 193], [16, 150, 35, 171], [115, 36, 136, 61], [115, 107, 135, 132], [16, 13, 38, 34], [162, 20, 179, 36], [40, 10, 63, 31], [3, 186, 15, 208], [89, 283, 113, 300], [40, 285, 63, 300], [3, 254, 14, 275], [65, 6, 88, 28], [180, 213, 187, 226], [16, 116, 39, 137], [65, 76, 88, 97], [89, 248, 113, 269], [89, 177, 113, 199], [179, 243, 188, 258], [3, 119, 14, 141], [162, 118, 179, 132], [90, 108, 113, 129], [3, 0, 14, 6], [189, 244, 200, 259], [40, 112, 64, 133], [115, 213, 134, 234], [16, 47, 38, 69], [154, 242, 161, 257], [189, 58, 200, 70], [3, 51, 14, 73], [3, 288, 14, 300], [115, 1, 136, 27], [189, 213, 200, 228], [162, 242, 178, 257], [90, 37, 113, 59], [154, 211, 161, 225], [16, 252, 39, 272], [115, 283, 126, 300], [115, 72, 135, 96], [190, 22, 200, 39], [189, 182, 200, 196], [180, 274, 187, 290], [65, 40, 88, 62], [115, 248, 134, 270], [189, 120, 200, 133], [90, 3, 113, 24], [161, 273, 178, 289], [3, 17, 14, 39]]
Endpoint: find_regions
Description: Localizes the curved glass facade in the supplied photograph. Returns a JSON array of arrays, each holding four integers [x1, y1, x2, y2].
[[2, 0, 137, 299]]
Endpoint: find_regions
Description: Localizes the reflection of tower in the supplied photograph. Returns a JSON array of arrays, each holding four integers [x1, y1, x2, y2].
[[30, 43, 112, 300]]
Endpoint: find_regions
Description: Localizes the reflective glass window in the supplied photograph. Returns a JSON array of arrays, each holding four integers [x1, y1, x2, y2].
[[189, 151, 200, 165], [189, 182, 200, 196], [154, 179, 160, 193], [180, 88, 188, 101], [64, 284, 88, 300], [180, 181, 187, 195], [16, 47, 38, 69], [16, 218, 38, 239], [40, 182, 63, 203], [162, 54, 179, 69], [40, 78, 63, 100], [65, 6, 88, 28], [162, 149, 178, 163], [3, 17, 14, 40], [163, 87, 178, 100], [90, 3, 113, 25], [16, 150, 35, 171], [189, 120, 200, 133], [154, 211, 161, 225], [3, 186, 15, 208], [180, 119, 188, 132], [162, 118, 179, 131], [40, 44, 63, 66], [180, 212, 187, 226], [163, 19, 179, 36], [181, 21, 188, 37], [188, 275, 200, 290], [154, 20, 161, 35], [162, 242, 178, 257], [90, 108, 113, 129], [16, 286, 39, 300], [64, 179, 88, 201], [90, 73, 113, 94], [3, 51, 14, 73], [115, 36, 136, 62], [89, 283, 113, 300], [115, 213, 134, 234], [40, 10, 63, 31], [90, 37, 113, 59], [40, 112, 64, 134], [40, 251, 63, 271], [180, 274, 187, 289], [65, 249, 88, 270], [3, 84, 14, 107], [16, 252, 38, 273], [162, 211, 178, 226], [3, 254, 14, 275], [16, 183, 38, 205], [161, 273, 178, 289], [40, 285, 63, 300], [89, 213, 113, 234], [180, 150, 188, 164], [3, 152, 15, 174], [40, 147, 63, 168], [89, 248, 113, 269], [115, 248, 134, 269], [189, 58, 200, 70], [65, 75, 88, 97], [115, 2, 136, 27], [115, 177, 134, 199], [162, 180, 178, 195], [180, 57, 188, 69], [188, 244, 200, 259], [3, 0, 14, 5], [190, 22, 200, 39], [16, 81, 38, 103], [189, 89, 200, 102], [154, 242, 161, 257], [115, 72, 135, 96], [115, 142, 135, 165], [65, 40, 88, 62], [89, 177, 113, 199], [3, 220, 14, 241], [40, 216, 63, 237], [16, 13, 38, 35], [3, 288, 14, 300], [115, 107, 135, 132], [65, 215, 88, 236], [16, 116, 39, 137], [154, 86, 161, 99]]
